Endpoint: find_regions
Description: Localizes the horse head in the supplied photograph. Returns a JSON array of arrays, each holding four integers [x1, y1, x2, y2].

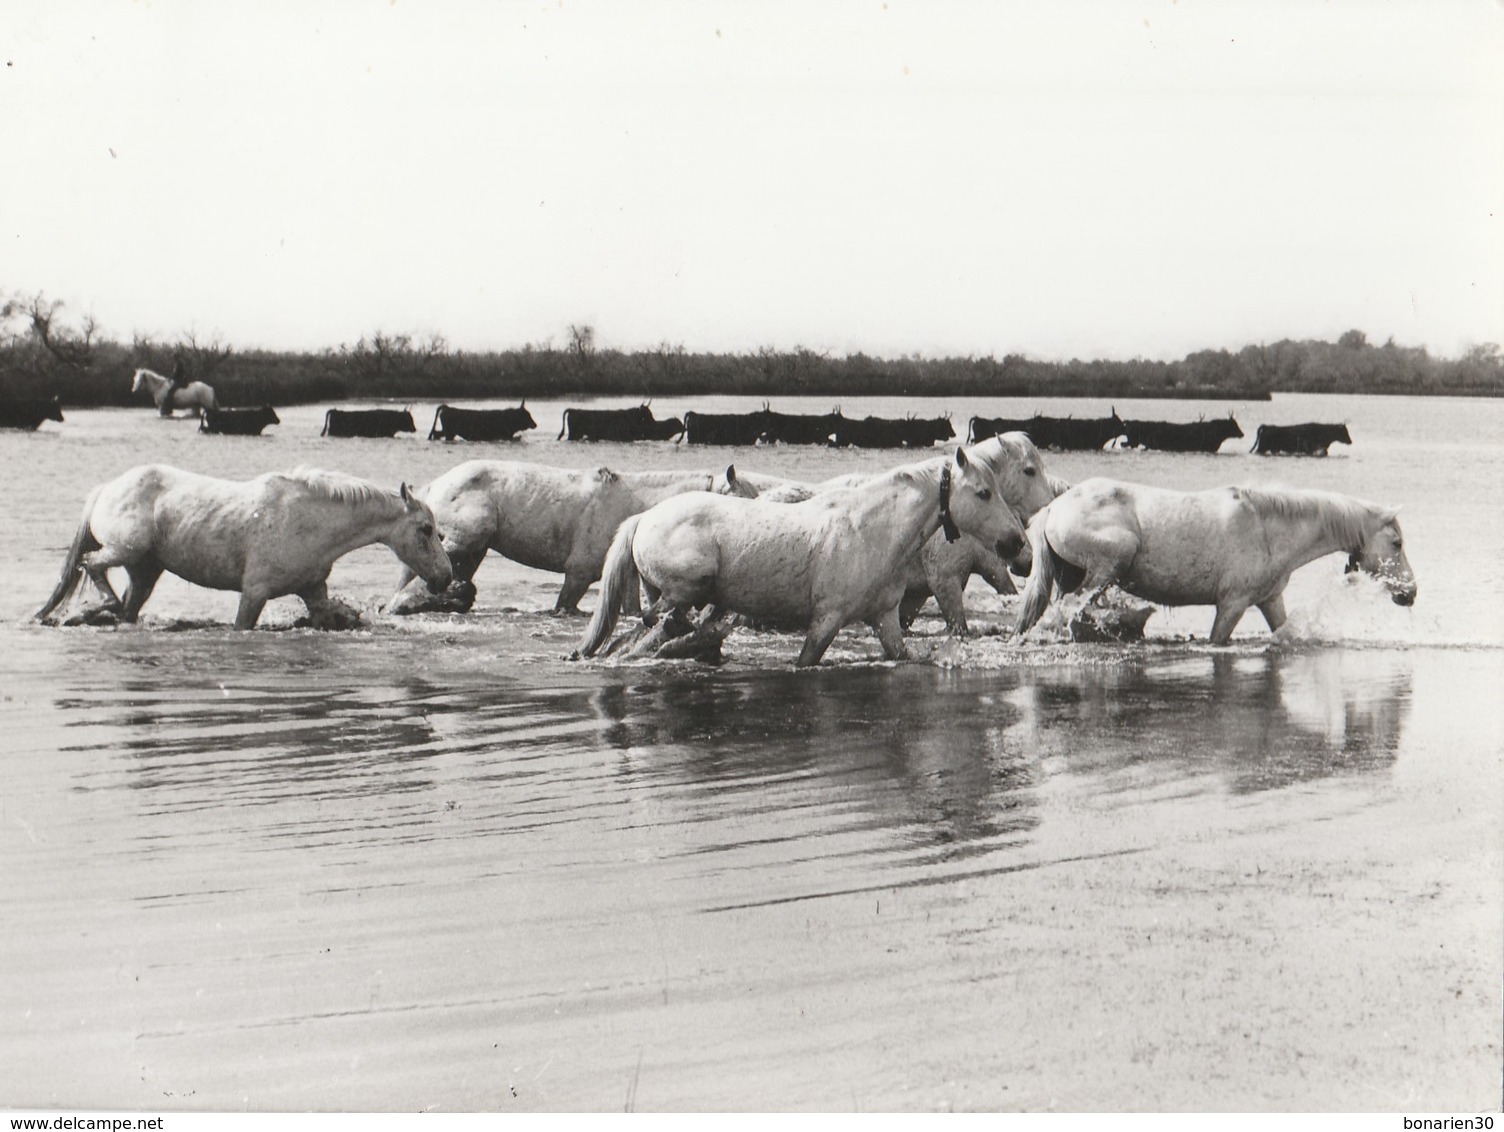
[[1348, 510, 1416, 606], [391, 484, 453, 593], [717, 465, 760, 498], [130, 368, 148, 393], [945, 447, 1026, 562], [966, 432, 1061, 522]]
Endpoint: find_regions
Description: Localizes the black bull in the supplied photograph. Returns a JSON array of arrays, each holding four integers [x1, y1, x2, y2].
[[831, 415, 955, 448], [199, 405, 281, 436], [1252, 422, 1353, 456], [0, 397, 64, 431], [969, 411, 1124, 451], [558, 405, 685, 442], [321, 408, 418, 438], [429, 403, 537, 441], [681, 409, 775, 445], [1121, 416, 1243, 453]]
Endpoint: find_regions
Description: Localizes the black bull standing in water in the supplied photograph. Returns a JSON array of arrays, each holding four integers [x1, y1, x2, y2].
[[321, 407, 418, 438], [682, 407, 777, 446], [429, 403, 537, 442], [831, 415, 955, 448], [968, 410, 1124, 451], [1252, 422, 1354, 456], [199, 405, 281, 436], [0, 397, 64, 431], [1120, 415, 1243, 453], [558, 404, 685, 442]]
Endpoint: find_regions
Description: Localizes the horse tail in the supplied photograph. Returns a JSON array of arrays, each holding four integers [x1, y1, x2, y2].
[[35, 488, 101, 622], [1014, 512, 1058, 637], [577, 514, 643, 658]]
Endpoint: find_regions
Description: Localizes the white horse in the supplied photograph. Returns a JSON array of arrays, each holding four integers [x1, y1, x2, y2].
[[1015, 478, 1417, 644], [386, 461, 754, 614], [727, 432, 1070, 633], [577, 447, 1027, 667], [131, 367, 218, 416], [36, 465, 452, 630]]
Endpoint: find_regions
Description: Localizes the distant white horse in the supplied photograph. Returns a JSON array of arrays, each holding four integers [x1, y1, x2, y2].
[[37, 465, 452, 629], [386, 461, 755, 614], [1015, 478, 1416, 644], [577, 447, 1027, 666], [727, 432, 1070, 633], [131, 367, 218, 416]]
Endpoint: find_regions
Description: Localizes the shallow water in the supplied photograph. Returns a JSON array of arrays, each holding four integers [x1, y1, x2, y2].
[[1, 393, 1500, 1110]]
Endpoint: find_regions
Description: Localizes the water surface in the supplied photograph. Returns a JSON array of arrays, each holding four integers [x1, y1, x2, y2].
[[1, 393, 1499, 1110]]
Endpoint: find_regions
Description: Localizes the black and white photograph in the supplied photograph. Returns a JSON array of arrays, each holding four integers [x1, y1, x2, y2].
[[2, 1, 1501, 1117]]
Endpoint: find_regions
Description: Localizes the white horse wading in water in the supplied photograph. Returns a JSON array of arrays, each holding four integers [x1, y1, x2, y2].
[[1015, 478, 1416, 644], [386, 460, 754, 614], [132, 367, 218, 415], [578, 447, 1026, 666], [36, 465, 453, 629], [728, 432, 1069, 634]]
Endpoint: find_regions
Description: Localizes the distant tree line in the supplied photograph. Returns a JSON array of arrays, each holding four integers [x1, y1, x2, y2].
[[2, 291, 1500, 408]]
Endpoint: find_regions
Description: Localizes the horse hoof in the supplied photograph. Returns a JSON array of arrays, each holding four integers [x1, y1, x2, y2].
[[1068, 604, 1154, 643], [296, 600, 364, 631], [64, 606, 120, 627]]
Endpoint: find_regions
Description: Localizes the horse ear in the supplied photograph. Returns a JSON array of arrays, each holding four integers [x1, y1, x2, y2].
[[400, 482, 413, 504], [953, 445, 970, 469], [725, 464, 737, 483]]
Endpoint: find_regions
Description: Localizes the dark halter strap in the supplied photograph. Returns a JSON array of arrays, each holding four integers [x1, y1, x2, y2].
[[939, 463, 960, 542]]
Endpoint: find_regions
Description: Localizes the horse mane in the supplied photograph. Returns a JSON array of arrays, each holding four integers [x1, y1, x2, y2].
[[281, 466, 397, 508], [1236, 487, 1388, 547]]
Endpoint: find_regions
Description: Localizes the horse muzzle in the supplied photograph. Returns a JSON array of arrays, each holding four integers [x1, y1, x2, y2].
[[1391, 585, 1417, 607], [425, 563, 455, 593], [996, 532, 1026, 562]]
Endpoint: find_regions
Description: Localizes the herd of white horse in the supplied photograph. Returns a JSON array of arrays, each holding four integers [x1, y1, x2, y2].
[[34, 416, 1417, 663]]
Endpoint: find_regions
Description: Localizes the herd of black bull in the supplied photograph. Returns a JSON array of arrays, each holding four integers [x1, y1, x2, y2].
[[0, 395, 1354, 455]]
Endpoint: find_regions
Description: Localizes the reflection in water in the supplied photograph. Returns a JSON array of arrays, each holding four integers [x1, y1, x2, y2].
[[41, 629, 1413, 891], [1009, 648, 1412, 794], [585, 668, 1040, 864]]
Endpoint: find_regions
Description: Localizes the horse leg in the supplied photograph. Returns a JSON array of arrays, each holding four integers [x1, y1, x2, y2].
[[899, 588, 930, 630], [1052, 527, 1137, 634], [235, 591, 269, 630], [870, 607, 908, 660], [637, 591, 675, 629], [796, 612, 845, 668], [929, 574, 971, 637], [1257, 594, 1287, 633], [1208, 603, 1251, 645], [80, 549, 127, 614], [298, 579, 362, 630], [975, 550, 1017, 596], [554, 570, 593, 615], [120, 561, 165, 623]]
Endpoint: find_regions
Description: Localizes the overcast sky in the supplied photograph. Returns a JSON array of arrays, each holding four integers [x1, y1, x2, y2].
[[6, 2, 1502, 361]]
